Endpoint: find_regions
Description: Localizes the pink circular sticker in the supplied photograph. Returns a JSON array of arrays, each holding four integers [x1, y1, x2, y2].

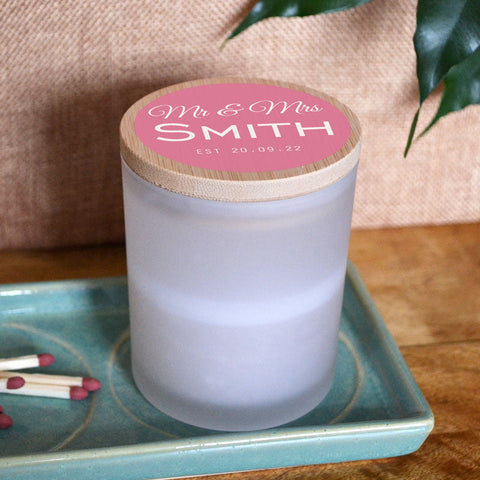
[[135, 83, 351, 173]]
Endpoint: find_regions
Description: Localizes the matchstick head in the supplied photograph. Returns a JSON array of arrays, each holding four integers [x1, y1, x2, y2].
[[6, 376, 25, 389], [38, 353, 55, 367], [0, 413, 13, 429], [70, 387, 88, 400], [82, 377, 101, 392]]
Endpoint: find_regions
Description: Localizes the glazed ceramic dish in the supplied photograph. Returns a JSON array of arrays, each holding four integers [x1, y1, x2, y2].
[[0, 263, 433, 480]]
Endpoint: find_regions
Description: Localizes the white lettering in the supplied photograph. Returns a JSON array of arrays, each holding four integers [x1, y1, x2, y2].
[[295, 121, 333, 136], [246, 124, 257, 138], [248, 100, 323, 115], [217, 103, 244, 117], [201, 125, 240, 140], [154, 123, 195, 142], [257, 123, 290, 137], [154, 122, 334, 142], [149, 105, 209, 119], [249, 100, 301, 115]]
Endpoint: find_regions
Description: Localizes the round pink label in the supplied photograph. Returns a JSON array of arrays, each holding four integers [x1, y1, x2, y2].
[[134, 83, 351, 172]]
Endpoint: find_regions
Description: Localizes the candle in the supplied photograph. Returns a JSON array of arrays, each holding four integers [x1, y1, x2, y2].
[[120, 78, 361, 431]]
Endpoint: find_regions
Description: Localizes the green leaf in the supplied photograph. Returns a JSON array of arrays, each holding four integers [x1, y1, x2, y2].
[[406, 0, 480, 156], [420, 46, 480, 137], [228, 0, 373, 40], [415, 0, 480, 104], [404, 108, 420, 158]]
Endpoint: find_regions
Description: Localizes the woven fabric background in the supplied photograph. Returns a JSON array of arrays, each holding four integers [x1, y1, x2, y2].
[[1, 0, 479, 248]]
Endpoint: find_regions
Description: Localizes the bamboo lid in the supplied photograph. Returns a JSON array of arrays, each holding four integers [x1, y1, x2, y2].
[[120, 78, 361, 202]]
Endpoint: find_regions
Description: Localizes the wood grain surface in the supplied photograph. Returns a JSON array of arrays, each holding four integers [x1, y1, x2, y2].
[[0, 222, 478, 479]]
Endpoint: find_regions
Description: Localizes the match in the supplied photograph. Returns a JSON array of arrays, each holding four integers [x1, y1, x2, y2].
[[0, 376, 25, 390], [0, 371, 101, 392], [0, 353, 54, 371], [1, 381, 89, 400], [0, 413, 13, 429]]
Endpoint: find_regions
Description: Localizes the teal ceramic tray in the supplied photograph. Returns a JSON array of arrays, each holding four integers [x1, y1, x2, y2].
[[0, 263, 433, 480]]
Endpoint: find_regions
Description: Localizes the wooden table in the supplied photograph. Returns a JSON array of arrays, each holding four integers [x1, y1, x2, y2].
[[0, 223, 478, 479]]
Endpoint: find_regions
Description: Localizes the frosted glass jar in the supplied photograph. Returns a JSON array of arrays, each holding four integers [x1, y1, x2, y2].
[[120, 78, 361, 431]]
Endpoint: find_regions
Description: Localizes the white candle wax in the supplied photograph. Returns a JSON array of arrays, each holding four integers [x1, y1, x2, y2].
[[122, 161, 357, 430]]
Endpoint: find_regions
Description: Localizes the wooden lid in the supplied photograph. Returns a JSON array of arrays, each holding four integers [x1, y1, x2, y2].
[[120, 78, 361, 202]]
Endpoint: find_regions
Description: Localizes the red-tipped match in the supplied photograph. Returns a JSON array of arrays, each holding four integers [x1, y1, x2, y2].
[[38, 353, 55, 367], [7, 376, 25, 390], [82, 377, 101, 392], [70, 386, 88, 400], [0, 413, 13, 429]]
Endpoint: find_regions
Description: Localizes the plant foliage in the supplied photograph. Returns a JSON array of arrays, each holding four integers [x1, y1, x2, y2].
[[405, 0, 480, 155], [227, 0, 480, 156], [228, 0, 373, 39]]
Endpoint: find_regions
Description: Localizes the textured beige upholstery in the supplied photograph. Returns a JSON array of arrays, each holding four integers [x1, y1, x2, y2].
[[1, 0, 479, 248]]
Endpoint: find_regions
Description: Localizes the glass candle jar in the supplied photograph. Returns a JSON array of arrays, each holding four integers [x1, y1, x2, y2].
[[120, 78, 361, 431]]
